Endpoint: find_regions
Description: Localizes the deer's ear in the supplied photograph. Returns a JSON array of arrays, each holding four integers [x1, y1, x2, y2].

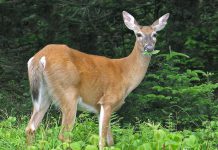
[[122, 11, 140, 32], [151, 13, 170, 32]]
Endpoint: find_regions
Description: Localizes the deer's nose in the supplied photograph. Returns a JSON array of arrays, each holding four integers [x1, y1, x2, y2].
[[144, 45, 154, 52]]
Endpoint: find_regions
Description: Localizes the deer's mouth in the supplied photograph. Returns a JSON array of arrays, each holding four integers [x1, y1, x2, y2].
[[143, 50, 160, 56], [144, 45, 154, 52]]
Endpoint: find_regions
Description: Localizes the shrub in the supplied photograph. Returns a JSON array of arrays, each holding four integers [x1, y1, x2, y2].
[[119, 51, 218, 129]]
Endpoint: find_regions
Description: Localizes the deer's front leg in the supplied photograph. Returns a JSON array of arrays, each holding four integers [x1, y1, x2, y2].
[[107, 124, 114, 146], [99, 104, 112, 150]]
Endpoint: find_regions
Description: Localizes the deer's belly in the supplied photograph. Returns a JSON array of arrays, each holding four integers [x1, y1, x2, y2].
[[77, 97, 98, 114]]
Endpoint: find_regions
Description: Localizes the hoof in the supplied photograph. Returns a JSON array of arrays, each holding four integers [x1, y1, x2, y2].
[[26, 128, 35, 145], [58, 134, 71, 142]]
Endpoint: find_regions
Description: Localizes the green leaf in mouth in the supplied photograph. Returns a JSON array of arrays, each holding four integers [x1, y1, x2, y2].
[[143, 50, 160, 56]]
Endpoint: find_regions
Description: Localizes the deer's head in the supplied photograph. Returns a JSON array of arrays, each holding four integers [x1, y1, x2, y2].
[[122, 11, 169, 53]]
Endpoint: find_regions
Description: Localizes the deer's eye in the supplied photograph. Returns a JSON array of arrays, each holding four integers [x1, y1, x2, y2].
[[153, 33, 157, 38], [136, 33, 142, 37]]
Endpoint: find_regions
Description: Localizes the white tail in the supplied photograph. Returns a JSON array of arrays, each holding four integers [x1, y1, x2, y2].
[[25, 11, 169, 149]]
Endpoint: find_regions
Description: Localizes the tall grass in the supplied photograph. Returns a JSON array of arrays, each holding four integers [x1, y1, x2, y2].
[[0, 113, 217, 150]]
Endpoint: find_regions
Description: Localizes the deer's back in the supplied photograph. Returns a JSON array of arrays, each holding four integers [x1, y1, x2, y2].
[[32, 44, 126, 110]]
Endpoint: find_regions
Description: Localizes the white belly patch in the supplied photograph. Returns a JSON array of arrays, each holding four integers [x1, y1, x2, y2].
[[77, 97, 98, 114]]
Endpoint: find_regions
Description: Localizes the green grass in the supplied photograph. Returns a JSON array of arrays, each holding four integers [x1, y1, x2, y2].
[[0, 113, 218, 150]]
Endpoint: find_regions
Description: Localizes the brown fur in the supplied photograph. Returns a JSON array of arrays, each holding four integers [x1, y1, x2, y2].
[[26, 41, 151, 147], [25, 11, 169, 149], [31, 43, 150, 110]]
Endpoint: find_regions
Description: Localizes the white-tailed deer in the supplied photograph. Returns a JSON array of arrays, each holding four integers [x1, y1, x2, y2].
[[26, 11, 169, 149]]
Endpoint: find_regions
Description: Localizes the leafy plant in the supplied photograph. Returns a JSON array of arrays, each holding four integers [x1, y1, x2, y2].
[[119, 51, 218, 129], [0, 115, 217, 150]]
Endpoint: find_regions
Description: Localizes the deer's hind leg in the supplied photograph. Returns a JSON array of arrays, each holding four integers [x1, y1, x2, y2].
[[56, 88, 79, 142], [26, 83, 51, 144]]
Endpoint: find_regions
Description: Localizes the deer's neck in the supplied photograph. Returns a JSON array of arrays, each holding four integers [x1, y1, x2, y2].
[[120, 41, 151, 95]]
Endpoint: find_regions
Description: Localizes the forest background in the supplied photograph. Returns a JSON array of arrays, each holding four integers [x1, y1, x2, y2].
[[0, 0, 218, 136]]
